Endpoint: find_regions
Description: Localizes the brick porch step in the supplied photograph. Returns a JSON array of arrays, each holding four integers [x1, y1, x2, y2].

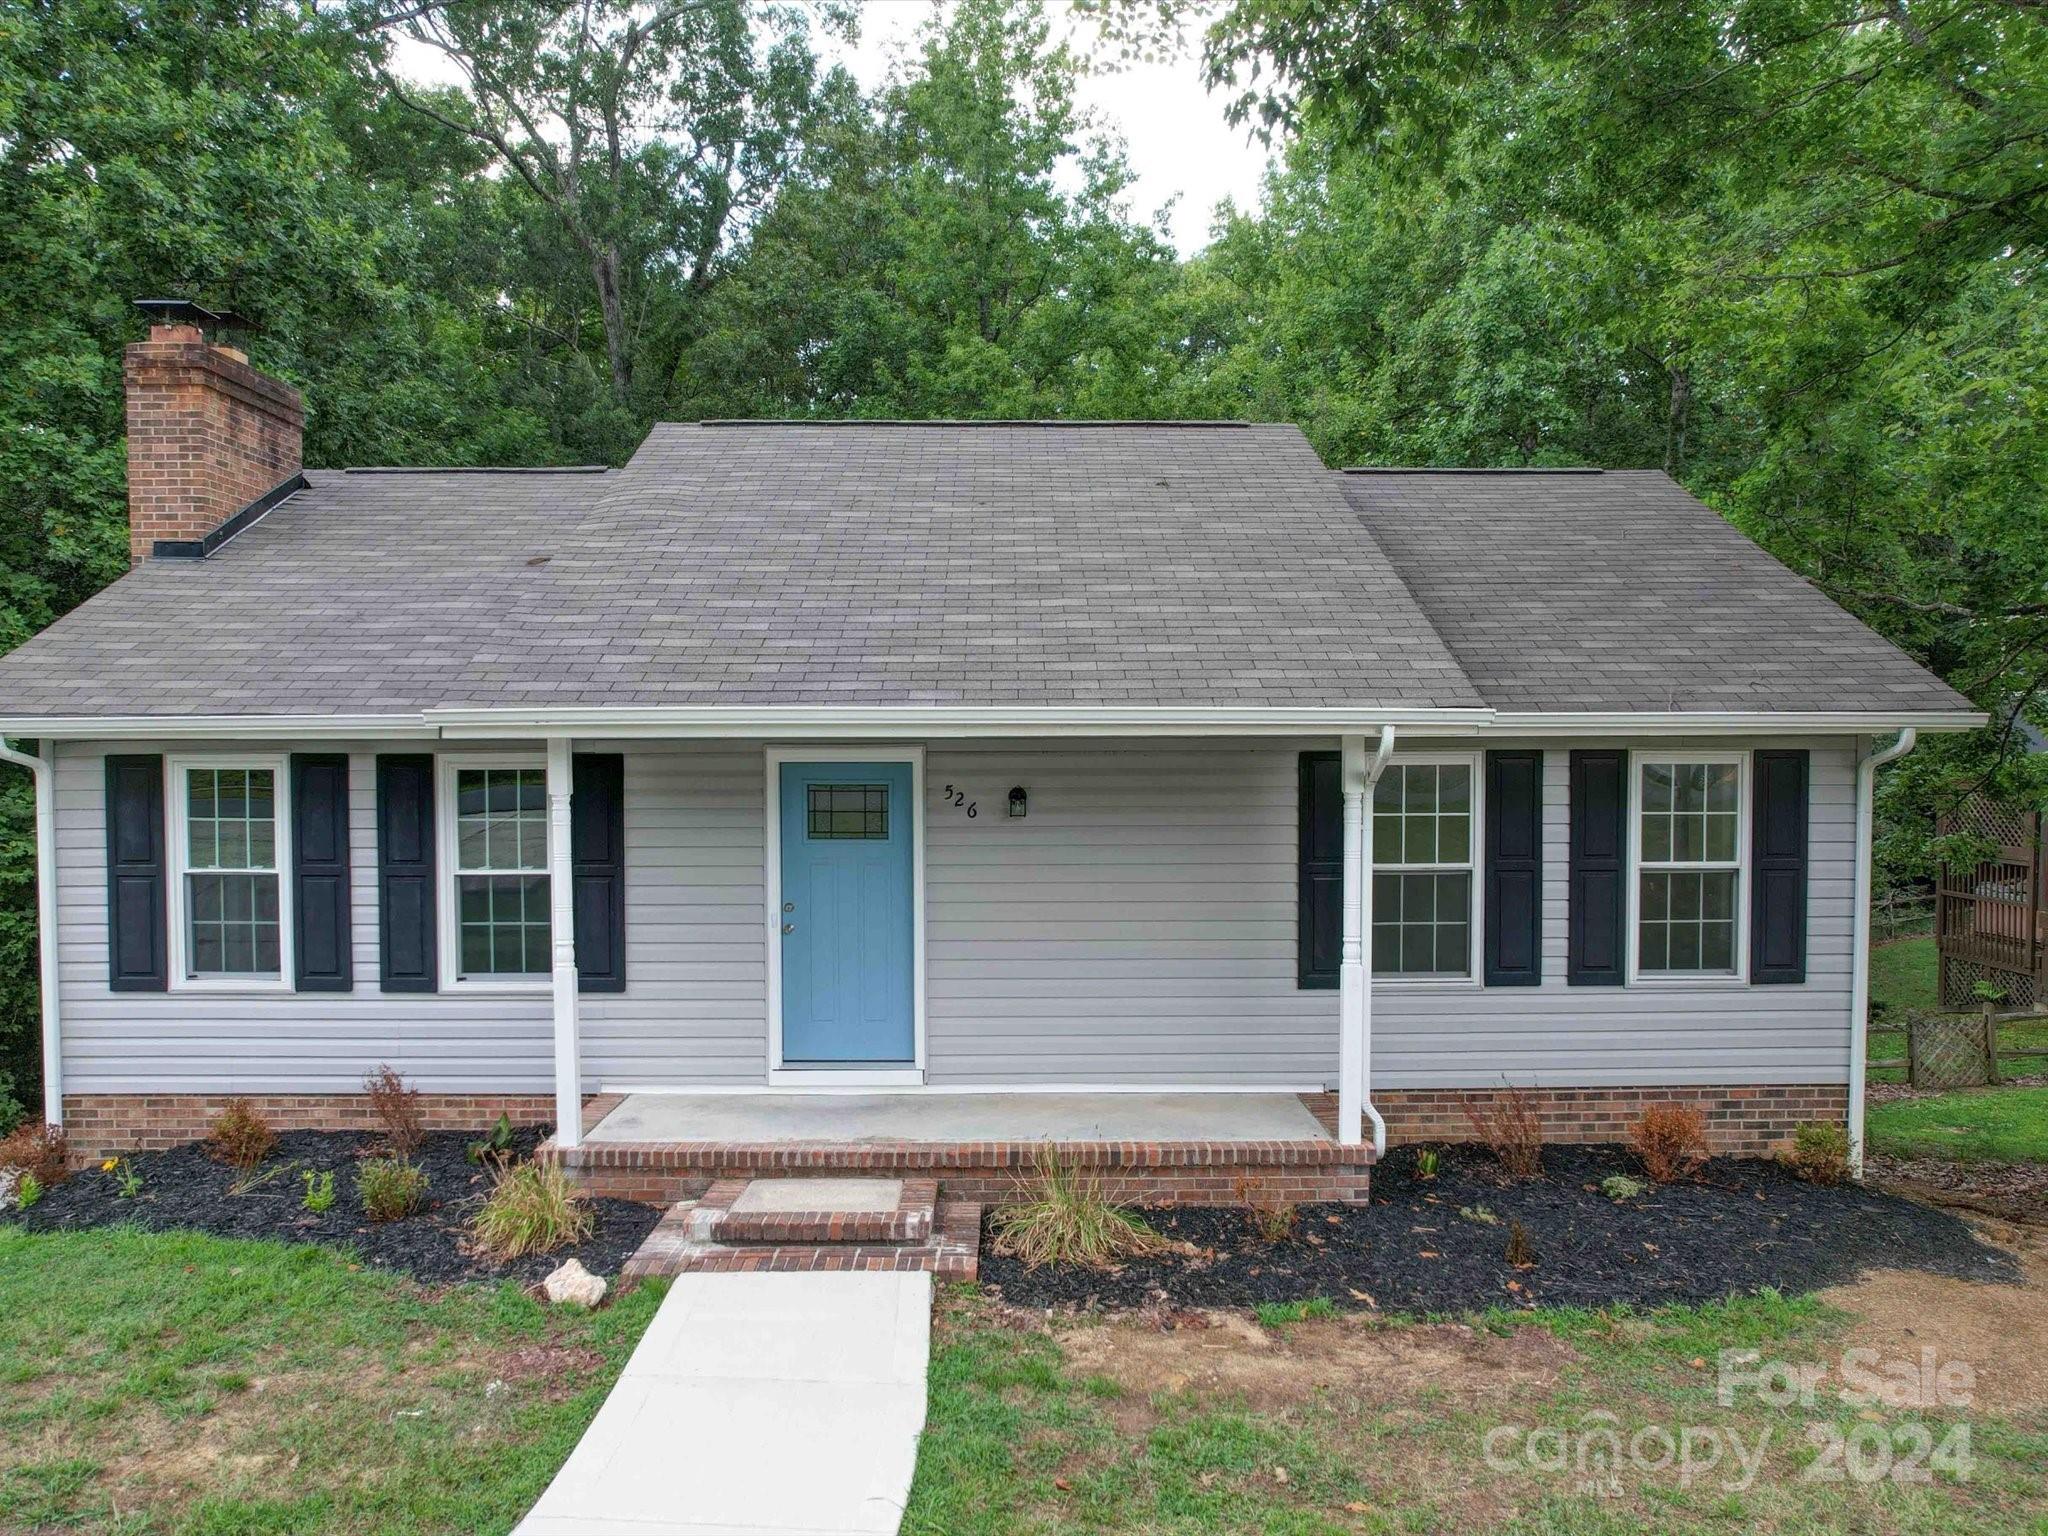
[[621, 1177, 979, 1283]]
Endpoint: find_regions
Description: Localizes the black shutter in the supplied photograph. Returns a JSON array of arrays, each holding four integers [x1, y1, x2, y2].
[[105, 754, 167, 991], [291, 754, 353, 992], [1568, 749, 1628, 986], [1298, 752, 1341, 989], [376, 754, 437, 992], [1751, 750, 1810, 984], [1485, 750, 1543, 986], [573, 752, 626, 993]]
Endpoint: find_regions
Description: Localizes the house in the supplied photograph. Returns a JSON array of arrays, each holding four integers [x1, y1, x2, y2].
[[0, 308, 1984, 1200]]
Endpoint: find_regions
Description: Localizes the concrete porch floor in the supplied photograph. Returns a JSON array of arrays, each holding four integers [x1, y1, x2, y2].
[[585, 1091, 1334, 1145]]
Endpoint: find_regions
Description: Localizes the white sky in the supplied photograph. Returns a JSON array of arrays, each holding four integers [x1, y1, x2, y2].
[[388, 1, 1273, 255]]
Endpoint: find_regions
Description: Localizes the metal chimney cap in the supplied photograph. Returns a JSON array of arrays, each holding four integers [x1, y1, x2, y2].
[[133, 298, 260, 334]]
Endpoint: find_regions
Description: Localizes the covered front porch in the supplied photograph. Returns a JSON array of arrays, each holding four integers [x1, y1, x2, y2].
[[542, 1089, 1371, 1207]]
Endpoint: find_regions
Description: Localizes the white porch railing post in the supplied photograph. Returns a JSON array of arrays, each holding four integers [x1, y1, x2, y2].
[[547, 738, 582, 1150], [1337, 735, 1367, 1146]]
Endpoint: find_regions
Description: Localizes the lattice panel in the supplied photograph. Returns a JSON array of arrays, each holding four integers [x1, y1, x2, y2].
[[1952, 795, 2037, 854], [1908, 1013, 1993, 1090], [1940, 956, 2041, 1012]]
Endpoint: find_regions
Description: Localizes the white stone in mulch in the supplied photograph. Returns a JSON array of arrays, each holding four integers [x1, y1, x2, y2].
[[515, 1270, 933, 1536], [540, 1258, 608, 1309]]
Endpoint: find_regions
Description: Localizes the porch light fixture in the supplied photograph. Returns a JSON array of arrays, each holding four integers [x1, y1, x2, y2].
[[1007, 786, 1027, 818]]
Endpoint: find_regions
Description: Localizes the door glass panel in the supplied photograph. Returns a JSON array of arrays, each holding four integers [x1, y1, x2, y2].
[[807, 784, 889, 839]]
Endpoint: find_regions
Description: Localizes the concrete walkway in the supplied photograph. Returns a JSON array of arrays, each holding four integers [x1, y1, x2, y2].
[[515, 1271, 933, 1536]]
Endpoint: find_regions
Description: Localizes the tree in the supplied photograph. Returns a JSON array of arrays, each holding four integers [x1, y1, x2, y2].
[[365, 0, 842, 412]]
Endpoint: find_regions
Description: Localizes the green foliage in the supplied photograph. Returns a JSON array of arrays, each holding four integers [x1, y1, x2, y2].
[[1601, 1173, 1648, 1201], [1783, 1122, 1852, 1185], [471, 1161, 594, 1259], [300, 1168, 336, 1214], [14, 1172, 41, 1209], [1413, 1147, 1440, 1178], [355, 1157, 428, 1223], [1251, 1296, 1337, 1328], [467, 1111, 518, 1166]]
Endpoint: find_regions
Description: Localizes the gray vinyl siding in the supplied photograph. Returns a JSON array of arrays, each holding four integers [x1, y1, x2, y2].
[[54, 735, 1858, 1097]]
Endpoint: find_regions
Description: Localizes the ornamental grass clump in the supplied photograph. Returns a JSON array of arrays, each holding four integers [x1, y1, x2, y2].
[[357, 1157, 428, 1222], [204, 1098, 276, 1171], [989, 1149, 1169, 1270], [472, 1161, 594, 1259], [1630, 1103, 1709, 1183]]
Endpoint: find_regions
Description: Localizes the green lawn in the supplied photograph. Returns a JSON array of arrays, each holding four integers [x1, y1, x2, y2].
[[906, 1287, 2047, 1534], [1866, 1086, 2048, 1164], [0, 1225, 662, 1534], [1871, 935, 1938, 1018]]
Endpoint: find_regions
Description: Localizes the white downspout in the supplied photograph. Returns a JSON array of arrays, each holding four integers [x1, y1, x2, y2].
[[0, 738, 59, 1128], [1849, 727, 1917, 1177], [1338, 725, 1396, 1154], [545, 738, 582, 1150]]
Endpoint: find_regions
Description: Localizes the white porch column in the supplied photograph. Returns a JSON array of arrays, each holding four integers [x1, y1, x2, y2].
[[546, 738, 582, 1149], [1337, 727, 1396, 1151]]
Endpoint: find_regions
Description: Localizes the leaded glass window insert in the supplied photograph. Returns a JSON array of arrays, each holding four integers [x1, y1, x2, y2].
[[1371, 761, 1475, 977], [808, 784, 888, 839], [184, 767, 280, 977], [1638, 760, 1741, 975], [455, 766, 550, 976]]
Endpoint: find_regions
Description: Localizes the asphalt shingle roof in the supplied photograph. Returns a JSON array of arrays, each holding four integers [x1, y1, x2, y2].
[[1342, 468, 1974, 714], [0, 424, 1971, 721]]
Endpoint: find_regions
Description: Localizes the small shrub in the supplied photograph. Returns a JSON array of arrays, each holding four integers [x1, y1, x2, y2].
[[15, 1172, 42, 1209], [100, 1157, 143, 1198], [1782, 1121, 1851, 1186], [1459, 1204, 1498, 1226], [0, 1122, 68, 1186], [1414, 1148, 1441, 1179], [467, 1112, 518, 1168], [1232, 1172, 1299, 1242], [1630, 1103, 1709, 1183], [989, 1149, 1170, 1270], [300, 1169, 336, 1213], [205, 1099, 276, 1171], [472, 1162, 594, 1258], [1462, 1088, 1543, 1178], [364, 1065, 424, 1158], [0, 1071, 22, 1137], [357, 1157, 428, 1222], [1602, 1173, 1648, 1201], [1505, 1220, 1536, 1268]]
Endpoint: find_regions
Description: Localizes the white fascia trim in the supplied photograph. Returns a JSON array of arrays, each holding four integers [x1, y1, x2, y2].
[[602, 1083, 1331, 1097], [0, 714, 438, 741], [1487, 710, 1986, 736]]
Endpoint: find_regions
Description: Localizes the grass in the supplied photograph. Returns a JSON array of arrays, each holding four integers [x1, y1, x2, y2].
[[1866, 1086, 2048, 1163], [988, 1150, 1170, 1269], [472, 1161, 594, 1259], [907, 1286, 2048, 1533], [1864, 935, 2048, 1086], [0, 1224, 661, 1534]]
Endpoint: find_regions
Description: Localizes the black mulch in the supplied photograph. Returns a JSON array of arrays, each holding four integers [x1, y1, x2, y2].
[[3, 1127, 659, 1287], [981, 1143, 2023, 1315]]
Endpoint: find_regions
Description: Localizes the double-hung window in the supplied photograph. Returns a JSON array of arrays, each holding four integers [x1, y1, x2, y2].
[[441, 760, 551, 985], [168, 757, 291, 986], [1371, 757, 1478, 978], [1635, 756, 1744, 977]]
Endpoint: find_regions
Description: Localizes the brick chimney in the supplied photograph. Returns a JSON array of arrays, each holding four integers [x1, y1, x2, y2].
[[124, 303, 303, 563]]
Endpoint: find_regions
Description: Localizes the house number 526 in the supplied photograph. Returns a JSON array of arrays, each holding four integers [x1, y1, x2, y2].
[[942, 785, 978, 818]]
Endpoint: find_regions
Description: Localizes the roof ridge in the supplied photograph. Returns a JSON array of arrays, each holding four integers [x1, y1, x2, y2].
[[687, 418, 1253, 429]]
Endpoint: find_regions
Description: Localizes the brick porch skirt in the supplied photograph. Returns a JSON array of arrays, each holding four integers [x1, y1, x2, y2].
[[539, 1121, 1374, 1207], [60, 1093, 557, 1162], [1298, 1084, 1848, 1158]]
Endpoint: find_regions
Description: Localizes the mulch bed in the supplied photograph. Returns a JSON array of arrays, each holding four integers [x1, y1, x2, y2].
[[3, 1127, 659, 1287], [980, 1143, 2022, 1315], [1866, 1151, 2048, 1220]]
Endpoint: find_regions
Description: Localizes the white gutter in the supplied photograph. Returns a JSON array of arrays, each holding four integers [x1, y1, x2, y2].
[[0, 739, 59, 1128], [1487, 710, 1984, 737], [1848, 727, 1918, 1177]]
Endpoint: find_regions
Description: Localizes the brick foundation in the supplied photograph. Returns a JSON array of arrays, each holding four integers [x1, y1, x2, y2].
[[542, 1137, 1374, 1208], [1309, 1084, 1848, 1157], [61, 1093, 557, 1162]]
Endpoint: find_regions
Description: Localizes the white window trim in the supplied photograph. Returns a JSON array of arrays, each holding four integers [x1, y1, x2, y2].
[[1627, 749, 1751, 984], [436, 753, 553, 994], [1371, 750, 1484, 987], [763, 746, 927, 1083], [165, 752, 294, 993]]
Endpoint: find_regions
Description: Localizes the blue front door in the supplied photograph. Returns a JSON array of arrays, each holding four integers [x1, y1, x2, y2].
[[779, 761, 915, 1064]]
